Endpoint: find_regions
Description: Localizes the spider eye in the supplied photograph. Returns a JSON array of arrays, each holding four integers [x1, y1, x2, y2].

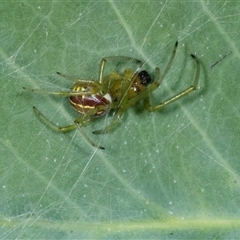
[[138, 70, 151, 86]]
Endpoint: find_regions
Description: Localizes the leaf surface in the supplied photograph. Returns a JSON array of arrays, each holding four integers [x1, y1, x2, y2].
[[1, 1, 240, 239]]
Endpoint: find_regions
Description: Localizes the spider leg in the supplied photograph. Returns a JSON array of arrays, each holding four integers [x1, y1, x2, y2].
[[92, 109, 123, 134], [73, 110, 105, 149], [141, 41, 178, 94], [33, 106, 77, 132], [56, 71, 77, 82], [23, 87, 87, 96], [144, 54, 200, 112], [23, 79, 102, 96], [33, 106, 104, 149], [75, 122, 105, 149], [23, 71, 103, 96]]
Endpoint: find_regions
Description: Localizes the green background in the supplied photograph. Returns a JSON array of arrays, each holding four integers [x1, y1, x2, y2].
[[1, 1, 240, 239]]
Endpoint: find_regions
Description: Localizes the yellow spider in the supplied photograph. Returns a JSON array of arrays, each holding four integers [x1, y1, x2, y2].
[[23, 41, 200, 149]]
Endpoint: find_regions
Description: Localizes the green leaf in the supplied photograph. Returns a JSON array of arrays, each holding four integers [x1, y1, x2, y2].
[[1, 1, 240, 239]]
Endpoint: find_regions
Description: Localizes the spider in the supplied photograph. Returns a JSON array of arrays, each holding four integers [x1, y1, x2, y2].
[[23, 41, 200, 150]]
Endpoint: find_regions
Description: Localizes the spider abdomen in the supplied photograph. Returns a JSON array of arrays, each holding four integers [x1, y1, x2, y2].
[[70, 93, 111, 117]]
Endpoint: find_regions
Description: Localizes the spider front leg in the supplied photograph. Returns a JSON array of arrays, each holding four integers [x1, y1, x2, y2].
[[33, 106, 104, 149], [144, 54, 200, 112]]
